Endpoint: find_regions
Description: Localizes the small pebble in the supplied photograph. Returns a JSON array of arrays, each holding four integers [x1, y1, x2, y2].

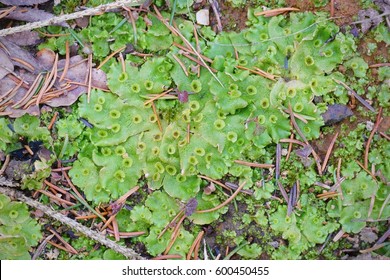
[[196, 9, 209, 26]]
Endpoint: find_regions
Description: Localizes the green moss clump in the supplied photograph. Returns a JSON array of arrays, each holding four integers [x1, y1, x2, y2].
[[0, 194, 42, 260]]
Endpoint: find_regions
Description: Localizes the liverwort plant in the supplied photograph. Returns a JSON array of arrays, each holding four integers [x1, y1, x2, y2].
[[55, 8, 382, 258], [0, 194, 42, 259]]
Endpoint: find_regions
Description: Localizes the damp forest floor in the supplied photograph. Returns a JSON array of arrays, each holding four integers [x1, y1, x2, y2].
[[0, 0, 389, 260]]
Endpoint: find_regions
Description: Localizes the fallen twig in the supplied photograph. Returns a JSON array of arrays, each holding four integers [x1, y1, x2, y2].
[[152, 254, 182, 260], [275, 143, 281, 181], [172, 53, 189, 77], [286, 104, 322, 175], [364, 107, 383, 169], [330, 0, 335, 18], [164, 214, 186, 255], [47, 112, 59, 130], [0, 0, 145, 37], [369, 62, 390, 68], [48, 227, 78, 254], [196, 181, 246, 213], [254, 7, 300, 17], [209, 0, 222, 32], [321, 132, 339, 172], [333, 78, 376, 112], [0, 186, 144, 259], [154, 5, 223, 87], [32, 234, 54, 260], [234, 159, 274, 169], [187, 230, 204, 260], [236, 65, 276, 81], [0, 155, 10, 176]]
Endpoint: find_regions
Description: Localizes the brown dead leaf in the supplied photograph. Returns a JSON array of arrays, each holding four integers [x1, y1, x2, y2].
[[1, 49, 108, 116], [0, 0, 50, 6], [91, 68, 108, 90], [4, 30, 40, 46], [0, 37, 44, 73], [3, 7, 69, 28], [0, 48, 14, 80], [46, 55, 108, 107], [36, 48, 56, 69], [75, 16, 90, 29], [360, 227, 378, 244]]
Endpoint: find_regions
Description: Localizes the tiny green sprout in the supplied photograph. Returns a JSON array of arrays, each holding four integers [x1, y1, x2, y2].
[[97, 96, 106, 104], [98, 130, 108, 137], [227, 131, 238, 143], [214, 119, 226, 130], [269, 115, 278, 123], [144, 80, 154, 90], [246, 85, 257, 95], [267, 45, 277, 56], [260, 98, 270, 109], [132, 114, 142, 124], [293, 102, 304, 112], [153, 132, 162, 141], [188, 156, 198, 165], [166, 165, 177, 176], [109, 110, 121, 119], [155, 162, 165, 173], [314, 39, 322, 48], [167, 144, 176, 155], [149, 115, 157, 123], [172, 130, 181, 139], [118, 72, 128, 82], [190, 80, 202, 93], [189, 101, 200, 112], [114, 170, 126, 182], [260, 33, 268, 41], [194, 147, 205, 156], [131, 83, 141, 93], [238, 57, 248, 65], [101, 147, 112, 156], [217, 110, 226, 119], [115, 146, 126, 156], [229, 83, 239, 91], [137, 142, 146, 152], [194, 113, 204, 122], [230, 89, 242, 98], [111, 124, 121, 133], [305, 56, 314, 66], [152, 146, 160, 156], [122, 158, 133, 168], [287, 88, 296, 98], [94, 104, 103, 112]]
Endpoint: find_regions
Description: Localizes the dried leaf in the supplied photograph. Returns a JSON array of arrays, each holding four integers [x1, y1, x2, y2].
[[46, 55, 107, 107], [91, 68, 108, 90], [4, 30, 40, 46], [360, 228, 378, 244], [3, 7, 69, 28], [185, 198, 198, 216], [358, 9, 383, 33], [36, 48, 56, 69], [177, 90, 189, 103], [0, 37, 43, 73], [287, 183, 297, 217], [275, 143, 281, 180], [0, 48, 14, 80], [75, 17, 90, 29], [374, 0, 390, 13], [203, 182, 216, 195], [322, 104, 354, 125], [0, 0, 50, 5]]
